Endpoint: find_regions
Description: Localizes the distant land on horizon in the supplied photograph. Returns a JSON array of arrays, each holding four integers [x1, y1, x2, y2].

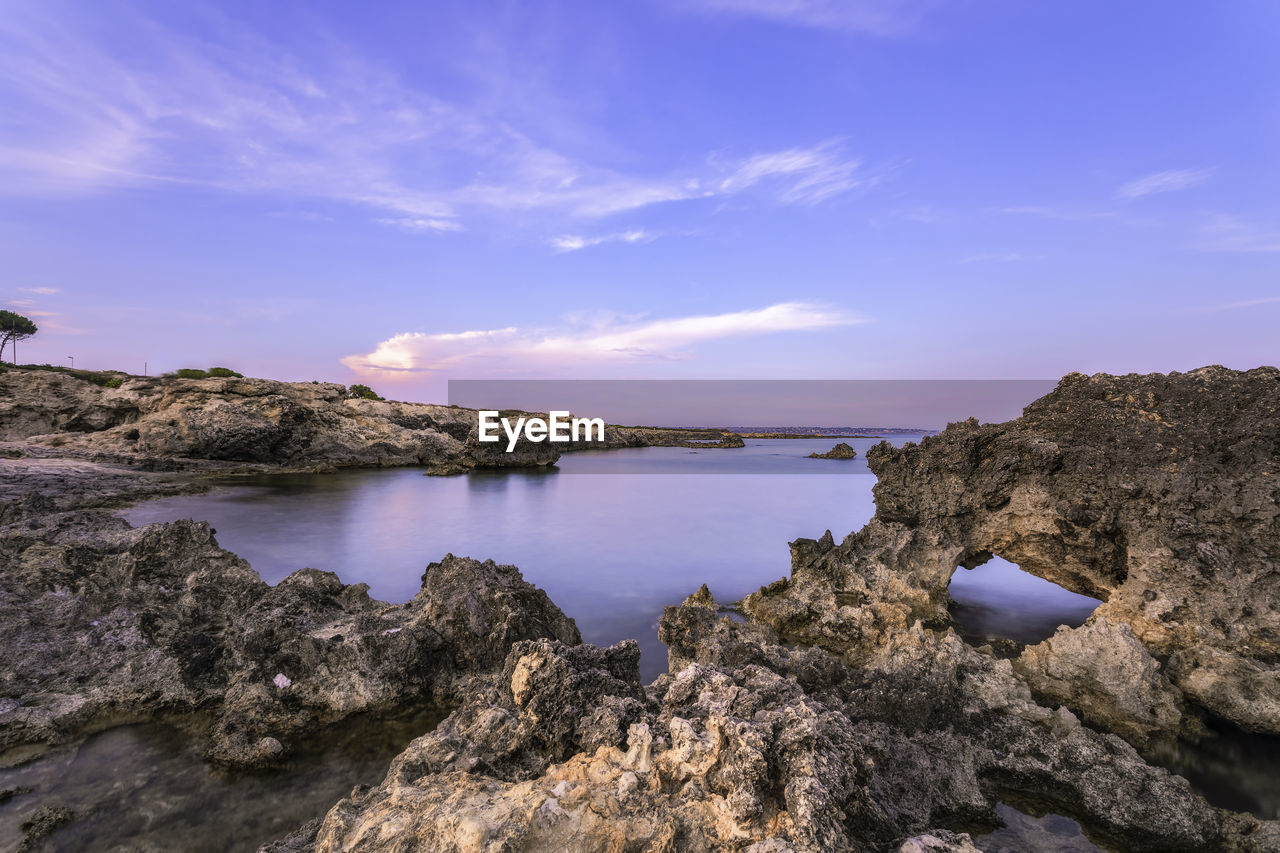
[[724, 426, 938, 436]]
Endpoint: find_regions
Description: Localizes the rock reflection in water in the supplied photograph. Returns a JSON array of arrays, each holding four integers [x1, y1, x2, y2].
[[0, 708, 439, 852], [1149, 717, 1280, 820]]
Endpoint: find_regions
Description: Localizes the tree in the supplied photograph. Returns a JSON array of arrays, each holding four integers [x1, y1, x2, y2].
[[347, 383, 383, 400], [0, 310, 37, 365]]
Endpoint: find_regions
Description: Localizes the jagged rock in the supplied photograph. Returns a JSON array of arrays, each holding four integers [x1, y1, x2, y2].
[[682, 584, 717, 609], [0, 484, 579, 767], [279, 612, 1278, 852], [746, 366, 1280, 743], [291, 638, 888, 852], [0, 369, 558, 473], [1014, 619, 1198, 747], [808, 442, 857, 459], [895, 832, 982, 853]]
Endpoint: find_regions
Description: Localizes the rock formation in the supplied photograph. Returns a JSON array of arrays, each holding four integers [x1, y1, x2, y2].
[[4, 365, 1279, 851], [272, 590, 1277, 851], [0, 368, 754, 476], [0, 462, 579, 769], [747, 366, 1280, 747], [268, 366, 1280, 852], [808, 441, 858, 459], [0, 368, 559, 474]]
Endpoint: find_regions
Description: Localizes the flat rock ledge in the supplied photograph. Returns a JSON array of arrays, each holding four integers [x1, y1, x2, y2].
[[0, 368, 560, 475]]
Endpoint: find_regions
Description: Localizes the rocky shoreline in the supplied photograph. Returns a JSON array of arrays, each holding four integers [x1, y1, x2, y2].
[[1, 365, 1278, 851], [0, 367, 751, 476]]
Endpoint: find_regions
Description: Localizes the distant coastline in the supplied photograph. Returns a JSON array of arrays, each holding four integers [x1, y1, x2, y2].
[[726, 425, 937, 436]]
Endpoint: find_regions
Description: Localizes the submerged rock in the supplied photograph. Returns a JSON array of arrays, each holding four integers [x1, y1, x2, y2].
[[18, 804, 74, 851]]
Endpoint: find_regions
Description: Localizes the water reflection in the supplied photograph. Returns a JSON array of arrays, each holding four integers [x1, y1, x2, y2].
[[974, 803, 1105, 852], [124, 438, 903, 682], [1149, 717, 1280, 820], [0, 708, 439, 853], [949, 557, 1101, 646]]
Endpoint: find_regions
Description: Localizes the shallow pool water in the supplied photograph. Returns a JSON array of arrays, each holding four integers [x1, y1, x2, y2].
[[0, 708, 440, 852]]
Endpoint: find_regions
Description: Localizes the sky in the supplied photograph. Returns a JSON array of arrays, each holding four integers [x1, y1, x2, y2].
[[1, 0, 1277, 403]]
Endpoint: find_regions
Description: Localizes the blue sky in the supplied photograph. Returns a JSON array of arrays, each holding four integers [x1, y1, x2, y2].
[[2, 0, 1277, 402]]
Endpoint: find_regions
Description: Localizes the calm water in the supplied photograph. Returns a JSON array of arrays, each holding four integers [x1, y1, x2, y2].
[[949, 559, 1101, 646], [124, 437, 1108, 681], [125, 438, 911, 681], [0, 708, 440, 852]]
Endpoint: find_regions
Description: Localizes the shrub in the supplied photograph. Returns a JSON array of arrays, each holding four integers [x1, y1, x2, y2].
[[348, 383, 383, 400], [206, 366, 242, 378], [80, 371, 126, 387], [174, 368, 209, 379]]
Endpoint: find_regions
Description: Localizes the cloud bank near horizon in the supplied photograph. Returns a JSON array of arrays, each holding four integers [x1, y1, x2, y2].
[[341, 302, 859, 377]]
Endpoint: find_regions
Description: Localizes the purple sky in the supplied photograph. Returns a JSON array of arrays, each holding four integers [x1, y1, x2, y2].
[[3, 1, 1277, 402]]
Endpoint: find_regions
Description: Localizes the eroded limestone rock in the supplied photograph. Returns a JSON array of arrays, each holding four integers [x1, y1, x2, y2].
[[0, 494, 579, 768], [746, 367, 1280, 743], [278, 611, 1278, 852], [0, 369, 559, 474]]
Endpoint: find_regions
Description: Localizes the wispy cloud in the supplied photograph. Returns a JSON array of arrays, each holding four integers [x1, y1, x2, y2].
[[687, 0, 935, 36], [2, 297, 60, 322], [342, 302, 858, 376], [716, 141, 867, 203], [890, 207, 939, 224], [1196, 295, 1280, 313], [1116, 168, 1214, 199], [270, 210, 333, 223], [18, 286, 60, 294], [376, 217, 464, 234], [0, 3, 871, 231], [1195, 214, 1280, 253], [551, 229, 654, 252]]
